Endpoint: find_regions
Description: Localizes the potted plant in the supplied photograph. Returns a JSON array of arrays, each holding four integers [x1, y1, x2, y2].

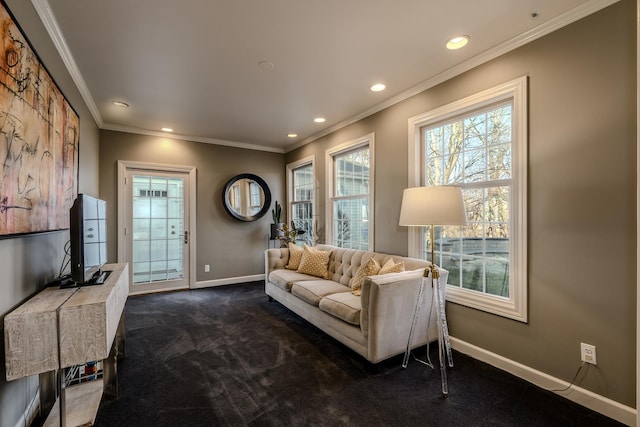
[[270, 201, 284, 239], [276, 221, 306, 247]]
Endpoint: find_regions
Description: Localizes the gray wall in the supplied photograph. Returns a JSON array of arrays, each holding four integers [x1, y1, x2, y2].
[[286, 1, 636, 407], [99, 131, 285, 281], [0, 1, 101, 426]]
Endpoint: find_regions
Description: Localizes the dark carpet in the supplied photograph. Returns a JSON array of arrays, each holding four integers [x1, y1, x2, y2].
[[93, 281, 623, 427]]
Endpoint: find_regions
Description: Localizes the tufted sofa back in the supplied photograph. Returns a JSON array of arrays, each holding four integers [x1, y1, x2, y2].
[[314, 244, 430, 286]]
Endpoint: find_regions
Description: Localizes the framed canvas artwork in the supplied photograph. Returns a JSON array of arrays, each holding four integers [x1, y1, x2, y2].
[[0, 0, 79, 237]]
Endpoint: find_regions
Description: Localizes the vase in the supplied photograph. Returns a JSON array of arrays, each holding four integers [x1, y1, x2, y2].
[[270, 223, 284, 239]]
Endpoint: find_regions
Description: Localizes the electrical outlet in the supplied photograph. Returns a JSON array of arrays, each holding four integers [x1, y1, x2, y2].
[[580, 343, 597, 365], [204, 264, 210, 273]]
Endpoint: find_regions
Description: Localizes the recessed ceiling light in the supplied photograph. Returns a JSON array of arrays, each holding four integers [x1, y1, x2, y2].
[[161, 127, 174, 132], [370, 83, 386, 92], [446, 35, 470, 50], [287, 133, 298, 138], [112, 101, 129, 108], [314, 117, 326, 123]]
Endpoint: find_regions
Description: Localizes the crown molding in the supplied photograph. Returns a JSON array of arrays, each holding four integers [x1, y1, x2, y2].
[[31, 0, 103, 128], [288, 0, 621, 153], [102, 124, 286, 154]]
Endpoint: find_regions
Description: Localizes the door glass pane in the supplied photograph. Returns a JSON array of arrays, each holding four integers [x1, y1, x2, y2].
[[168, 198, 183, 218], [133, 262, 150, 283], [167, 218, 182, 239], [151, 261, 168, 281], [135, 240, 150, 262], [150, 219, 167, 239], [167, 239, 182, 262], [151, 199, 167, 218], [150, 240, 166, 261], [132, 175, 185, 285], [132, 218, 150, 240], [133, 198, 151, 218], [167, 259, 182, 280]]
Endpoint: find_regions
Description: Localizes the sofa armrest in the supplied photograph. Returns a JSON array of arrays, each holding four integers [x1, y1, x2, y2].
[[361, 267, 448, 363], [265, 248, 290, 277]]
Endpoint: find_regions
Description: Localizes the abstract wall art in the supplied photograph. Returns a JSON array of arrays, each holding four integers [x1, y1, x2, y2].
[[0, 0, 79, 237]]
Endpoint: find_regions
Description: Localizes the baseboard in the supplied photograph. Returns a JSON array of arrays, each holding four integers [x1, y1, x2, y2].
[[193, 274, 265, 289], [14, 388, 40, 427], [450, 337, 637, 426]]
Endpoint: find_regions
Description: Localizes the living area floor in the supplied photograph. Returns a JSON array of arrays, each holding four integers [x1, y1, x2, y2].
[[74, 281, 624, 426]]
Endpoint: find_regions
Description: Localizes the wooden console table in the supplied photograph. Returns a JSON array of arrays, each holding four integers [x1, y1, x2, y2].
[[4, 263, 129, 427]]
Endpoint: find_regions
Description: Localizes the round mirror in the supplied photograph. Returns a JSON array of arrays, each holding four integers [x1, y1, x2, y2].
[[222, 174, 271, 222]]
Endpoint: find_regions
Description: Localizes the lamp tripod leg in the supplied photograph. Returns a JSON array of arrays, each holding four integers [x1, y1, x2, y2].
[[430, 225, 453, 394], [434, 275, 449, 395], [435, 276, 454, 368], [402, 276, 426, 368], [403, 268, 452, 396]]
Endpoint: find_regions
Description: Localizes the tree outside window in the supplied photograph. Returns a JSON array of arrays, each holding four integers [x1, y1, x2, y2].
[[424, 102, 512, 298]]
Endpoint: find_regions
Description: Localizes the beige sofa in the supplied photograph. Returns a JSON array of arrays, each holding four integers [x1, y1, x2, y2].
[[264, 244, 448, 364]]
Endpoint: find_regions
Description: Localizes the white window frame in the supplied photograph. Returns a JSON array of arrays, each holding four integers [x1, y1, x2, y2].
[[407, 77, 528, 322], [326, 133, 375, 249], [286, 155, 316, 240]]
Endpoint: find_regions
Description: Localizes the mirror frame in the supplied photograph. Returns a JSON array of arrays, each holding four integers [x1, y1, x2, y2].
[[222, 173, 271, 222]]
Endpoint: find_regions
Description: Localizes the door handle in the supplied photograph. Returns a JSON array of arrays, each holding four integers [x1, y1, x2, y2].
[[184, 231, 189, 244]]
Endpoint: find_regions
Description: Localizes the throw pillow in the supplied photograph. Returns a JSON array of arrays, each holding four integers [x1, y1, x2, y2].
[[286, 242, 304, 270], [350, 257, 381, 296], [297, 245, 331, 279], [378, 258, 405, 275]]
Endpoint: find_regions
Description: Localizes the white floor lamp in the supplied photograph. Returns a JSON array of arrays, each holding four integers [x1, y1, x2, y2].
[[399, 186, 467, 396]]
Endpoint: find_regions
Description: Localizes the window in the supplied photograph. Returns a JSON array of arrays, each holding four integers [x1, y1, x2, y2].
[[287, 157, 315, 244], [230, 184, 241, 210], [248, 181, 262, 214], [326, 134, 374, 250], [408, 77, 527, 321]]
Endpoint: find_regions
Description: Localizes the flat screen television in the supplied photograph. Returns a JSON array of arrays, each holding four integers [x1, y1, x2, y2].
[[69, 193, 108, 285]]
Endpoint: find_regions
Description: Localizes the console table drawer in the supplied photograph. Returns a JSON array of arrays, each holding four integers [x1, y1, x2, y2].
[[58, 264, 128, 368], [4, 288, 77, 380]]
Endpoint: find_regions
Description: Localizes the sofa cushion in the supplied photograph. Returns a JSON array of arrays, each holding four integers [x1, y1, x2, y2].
[[379, 258, 405, 275], [297, 245, 331, 279], [286, 242, 304, 270], [319, 292, 362, 326], [291, 280, 349, 306], [269, 269, 317, 292], [350, 256, 381, 296]]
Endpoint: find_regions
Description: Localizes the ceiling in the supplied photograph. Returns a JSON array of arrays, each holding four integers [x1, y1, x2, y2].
[[38, 0, 615, 153]]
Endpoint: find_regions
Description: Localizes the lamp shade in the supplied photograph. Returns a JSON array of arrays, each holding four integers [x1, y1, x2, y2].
[[399, 186, 467, 226]]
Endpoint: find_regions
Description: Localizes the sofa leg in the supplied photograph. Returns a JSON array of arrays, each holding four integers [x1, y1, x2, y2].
[[267, 296, 274, 302]]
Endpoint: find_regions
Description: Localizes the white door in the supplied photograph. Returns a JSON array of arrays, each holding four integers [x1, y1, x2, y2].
[[118, 162, 196, 295]]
